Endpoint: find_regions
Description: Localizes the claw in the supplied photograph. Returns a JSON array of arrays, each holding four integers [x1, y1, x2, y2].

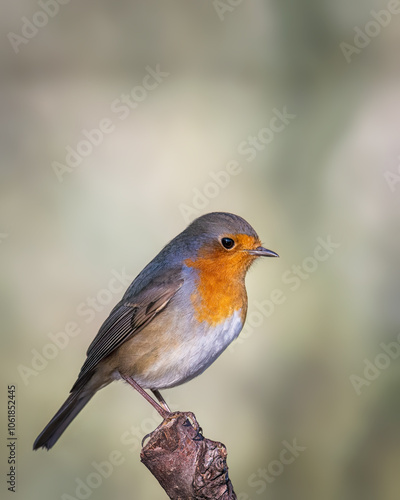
[[193, 428, 204, 441], [141, 432, 152, 448], [183, 412, 199, 430]]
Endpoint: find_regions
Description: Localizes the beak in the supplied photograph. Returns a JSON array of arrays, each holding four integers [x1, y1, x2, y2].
[[247, 246, 279, 258]]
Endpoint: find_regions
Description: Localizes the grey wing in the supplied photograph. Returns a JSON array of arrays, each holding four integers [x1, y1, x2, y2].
[[71, 272, 183, 391]]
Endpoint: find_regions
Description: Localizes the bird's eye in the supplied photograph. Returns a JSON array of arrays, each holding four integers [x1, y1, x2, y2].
[[221, 237, 235, 250]]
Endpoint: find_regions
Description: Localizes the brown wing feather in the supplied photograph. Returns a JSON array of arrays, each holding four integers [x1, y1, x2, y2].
[[71, 275, 183, 392]]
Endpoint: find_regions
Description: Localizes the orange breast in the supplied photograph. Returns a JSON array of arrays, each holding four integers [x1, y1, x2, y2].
[[185, 234, 258, 326]]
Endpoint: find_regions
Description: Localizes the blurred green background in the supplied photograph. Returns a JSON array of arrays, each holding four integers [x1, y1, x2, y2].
[[1, 1, 400, 499]]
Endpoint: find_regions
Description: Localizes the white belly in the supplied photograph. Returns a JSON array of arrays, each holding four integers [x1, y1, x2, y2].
[[136, 309, 244, 390]]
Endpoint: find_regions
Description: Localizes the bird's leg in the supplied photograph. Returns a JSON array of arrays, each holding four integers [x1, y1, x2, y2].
[[122, 375, 170, 419], [151, 389, 171, 413]]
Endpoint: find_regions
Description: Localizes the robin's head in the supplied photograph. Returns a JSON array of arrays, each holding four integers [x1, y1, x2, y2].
[[183, 212, 278, 277], [177, 213, 278, 325]]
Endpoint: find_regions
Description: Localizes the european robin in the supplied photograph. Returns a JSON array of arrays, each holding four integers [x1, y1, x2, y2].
[[33, 212, 278, 450]]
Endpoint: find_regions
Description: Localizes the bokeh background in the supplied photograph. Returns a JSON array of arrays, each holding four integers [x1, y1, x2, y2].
[[1, 1, 400, 499]]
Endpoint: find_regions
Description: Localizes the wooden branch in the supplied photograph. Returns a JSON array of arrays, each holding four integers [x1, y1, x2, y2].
[[140, 412, 237, 499]]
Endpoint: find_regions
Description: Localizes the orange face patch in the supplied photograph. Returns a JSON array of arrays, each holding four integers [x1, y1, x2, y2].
[[185, 233, 261, 326]]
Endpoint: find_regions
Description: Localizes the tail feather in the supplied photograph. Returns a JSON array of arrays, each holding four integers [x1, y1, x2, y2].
[[33, 388, 94, 450]]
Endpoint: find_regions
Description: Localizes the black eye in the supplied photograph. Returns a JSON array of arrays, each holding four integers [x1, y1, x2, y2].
[[221, 237, 235, 249]]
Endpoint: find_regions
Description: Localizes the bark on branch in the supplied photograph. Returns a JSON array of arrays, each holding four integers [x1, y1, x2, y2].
[[140, 412, 237, 499]]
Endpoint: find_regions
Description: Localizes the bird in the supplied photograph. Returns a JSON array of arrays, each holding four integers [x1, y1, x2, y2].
[[33, 212, 278, 450]]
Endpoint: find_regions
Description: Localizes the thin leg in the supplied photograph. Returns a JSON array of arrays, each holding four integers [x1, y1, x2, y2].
[[151, 389, 171, 413], [122, 375, 170, 419]]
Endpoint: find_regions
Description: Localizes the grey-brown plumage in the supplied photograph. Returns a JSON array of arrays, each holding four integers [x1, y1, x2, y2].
[[33, 212, 278, 450]]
